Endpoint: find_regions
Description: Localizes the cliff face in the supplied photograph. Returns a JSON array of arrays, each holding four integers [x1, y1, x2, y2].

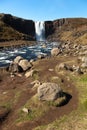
[[45, 19, 66, 40], [2, 14, 35, 36], [0, 14, 35, 41], [45, 21, 54, 38], [0, 13, 87, 44], [45, 18, 87, 44]]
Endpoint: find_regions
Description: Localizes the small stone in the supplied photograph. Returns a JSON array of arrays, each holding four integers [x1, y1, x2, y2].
[[10, 74, 15, 78], [3, 92, 8, 95], [48, 69, 54, 71], [30, 59, 34, 63], [31, 80, 40, 85], [25, 70, 34, 78], [37, 54, 45, 59], [51, 48, 60, 56], [22, 108, 29, 114]]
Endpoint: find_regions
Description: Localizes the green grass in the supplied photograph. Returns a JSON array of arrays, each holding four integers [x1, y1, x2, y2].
[[0, 102, 12, 111], [16, 94, 49, 123], [33, 74, 87, 130]]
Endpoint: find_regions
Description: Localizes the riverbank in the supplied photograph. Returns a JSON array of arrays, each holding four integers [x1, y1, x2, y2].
[[0, 40, 36, 49], [0, 54, 87, 130]]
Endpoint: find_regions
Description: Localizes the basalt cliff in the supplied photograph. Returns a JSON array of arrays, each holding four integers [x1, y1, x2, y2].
[[0, 13, 87, 44]]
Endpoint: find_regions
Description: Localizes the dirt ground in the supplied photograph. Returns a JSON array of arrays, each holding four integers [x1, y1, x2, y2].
[[0, 56, 78, 130]]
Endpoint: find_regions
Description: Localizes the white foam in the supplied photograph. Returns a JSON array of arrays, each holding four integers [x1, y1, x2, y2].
[[5, 60, 12, 63], [0, 56, 8, 60]]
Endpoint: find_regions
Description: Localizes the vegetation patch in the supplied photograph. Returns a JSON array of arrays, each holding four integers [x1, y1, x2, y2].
[[16, 94, 50, 122], [33, 74, 87, 130]]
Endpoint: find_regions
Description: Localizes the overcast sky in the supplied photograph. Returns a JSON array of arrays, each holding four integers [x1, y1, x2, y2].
[[0, 0, 87, 21]]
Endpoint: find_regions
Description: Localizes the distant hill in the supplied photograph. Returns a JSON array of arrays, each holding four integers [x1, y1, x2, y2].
[[0, 13, 35, 41], [0, 13, 87, 44], [46, 18, 87, 44]]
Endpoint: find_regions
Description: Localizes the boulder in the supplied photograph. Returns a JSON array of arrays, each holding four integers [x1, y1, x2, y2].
[[18, 59, 32, 71], [14, 56, 23, 64], [37, 82, 62, 101], [9, 62, 23, 73], [51, 48, 60, 56]]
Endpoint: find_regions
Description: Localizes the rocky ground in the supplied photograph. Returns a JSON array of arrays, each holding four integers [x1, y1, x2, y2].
[[0, 13, 87, 130], [0, 41, 87, 130]]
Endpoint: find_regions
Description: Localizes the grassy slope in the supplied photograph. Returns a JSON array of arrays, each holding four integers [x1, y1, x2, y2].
[[0, 20, 24, 41], [34, 74, 87, 130], [48, 18, 87, 44], [0, 14, 34, 41], [0, 14, 87, 44]]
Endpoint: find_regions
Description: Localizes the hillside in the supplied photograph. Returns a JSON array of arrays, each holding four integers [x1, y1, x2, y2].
[[0, 14, 35, 42], [0, 14, 87, 130], [46, 18, 87, 44], [0, 14, 87, 45]]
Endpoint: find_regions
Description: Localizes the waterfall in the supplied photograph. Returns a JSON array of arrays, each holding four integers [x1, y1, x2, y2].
[[35, 21, 45, 41]]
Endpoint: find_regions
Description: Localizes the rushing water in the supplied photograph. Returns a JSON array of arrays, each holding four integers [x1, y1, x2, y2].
[[35, 21, 45, 41], [0, 42, 59, 67]]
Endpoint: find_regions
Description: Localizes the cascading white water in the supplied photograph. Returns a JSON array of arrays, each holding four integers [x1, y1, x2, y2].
[[35, 21, 45, 41]]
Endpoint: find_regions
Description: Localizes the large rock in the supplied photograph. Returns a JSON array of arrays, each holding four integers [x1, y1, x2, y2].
[[18, 59, 32, 71], [14, 56, 23, 64], [51, 48, 60, 56], [9, 62, 23, 73], [37, 82, 62, 101]]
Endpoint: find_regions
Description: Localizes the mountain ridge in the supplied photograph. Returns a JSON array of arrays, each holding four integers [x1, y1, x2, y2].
[[0, 13, 87, 44]]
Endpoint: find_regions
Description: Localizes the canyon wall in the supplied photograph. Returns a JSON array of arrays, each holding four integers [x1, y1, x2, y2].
[[0, 13, 87, 44], [0, 14, 35, 41], [45, 18, 87, 43]]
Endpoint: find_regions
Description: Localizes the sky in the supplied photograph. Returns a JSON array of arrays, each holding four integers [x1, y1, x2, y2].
[[0, 0, 87, 21]]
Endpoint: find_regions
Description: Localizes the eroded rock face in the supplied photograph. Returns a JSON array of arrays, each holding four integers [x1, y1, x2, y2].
[[45, 21, 54, 38], [37, 82, 62, 101], [1, 14, 35, 40]]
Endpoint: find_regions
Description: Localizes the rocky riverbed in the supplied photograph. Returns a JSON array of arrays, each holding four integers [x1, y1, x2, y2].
[[0, 41, 87, 130]]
